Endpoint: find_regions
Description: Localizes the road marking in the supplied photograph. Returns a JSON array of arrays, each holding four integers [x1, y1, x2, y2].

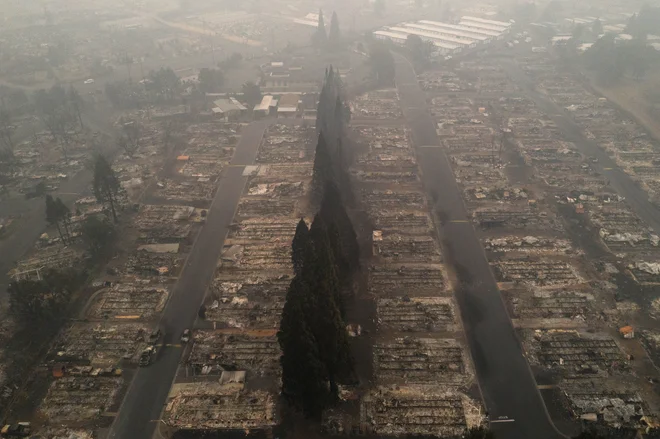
[[537, 384, 556, 390], [419, 145, 442, 148], [449, 220, 470, 223], [165, 344, 182, 348], [603, 167, 613, 171], [491, 419, 515, 423]]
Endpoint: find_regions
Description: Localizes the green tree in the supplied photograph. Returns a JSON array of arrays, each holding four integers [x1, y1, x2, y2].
[[117, 118, 141, 157], [242, 81, 262, 109], [311, 132, 335, 206], [278, 276, 330, 417], [328, 11, 341, 49], [198, 68, 225, 94], [292, 218, 310, 276], [147, 67, 180, 102], [55, 197, 72, 241], [625, 5, 660, 40], [368, 42, 396, 86], [219, 52, 243, 69], [592, 18, 603, 36], [572, 24, 586, 43], [162, 120, 176, 153], [319, 181, 360, 282], [45, 194, 66, 243], [67, 86, 84, 130], [33, 85, 78, 161], [305, 215, 354, 394], [583, 33, 625, 84], [313, 9, 328, 47], [406, 34, 435, 65], [81, 214, 115, 259], [8, 269, 76, 330], [92, 155, 120, 222]]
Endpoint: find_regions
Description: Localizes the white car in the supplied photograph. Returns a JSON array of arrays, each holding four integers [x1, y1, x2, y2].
[[84, 78, 95, 84]]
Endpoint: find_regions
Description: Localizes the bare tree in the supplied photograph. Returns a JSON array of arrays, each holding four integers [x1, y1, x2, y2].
[[119, 118, 141, 155], [33, 86, 77, 162], [68, 86, 84, 130], [92, 155, 120, 222]]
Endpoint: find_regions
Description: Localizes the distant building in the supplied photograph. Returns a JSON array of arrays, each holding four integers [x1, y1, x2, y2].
[[373, 16, 509, 56], [211, 98, 247, 121], [254, 95, 275, 117], [259, 62, 319, 93], [277, 94, 300, 118]]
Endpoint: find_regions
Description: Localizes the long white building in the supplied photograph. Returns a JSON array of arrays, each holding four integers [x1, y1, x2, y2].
[[373, 16, 510, 55], [372, 30, 459, 54], [400, 23, 487, 43], [461, 15, 511, 28], [388, 26, 476, 47], [459, 19, 509, 33], [418, 20, 500, 39]]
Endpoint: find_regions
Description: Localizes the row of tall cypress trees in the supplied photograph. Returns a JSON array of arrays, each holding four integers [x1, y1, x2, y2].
[[277, 66, 360, 418], [313, 9, 342, 51]]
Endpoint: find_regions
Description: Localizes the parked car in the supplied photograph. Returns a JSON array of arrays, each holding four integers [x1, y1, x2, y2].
[[139, 346, 157, 367], [148, 328, 162, 345], [1, 422, 31, 437], [180, 329, 191, 343]]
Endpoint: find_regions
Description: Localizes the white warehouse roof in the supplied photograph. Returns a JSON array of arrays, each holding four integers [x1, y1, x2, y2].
[[418, 20, 499, 38], [373, 30, 459, 50], [460, 20, 509, 32], [400, 23, 486, 43], [389, 26, 473, 46], [461, 15, 511, 27], [373, 30, 411, 41]]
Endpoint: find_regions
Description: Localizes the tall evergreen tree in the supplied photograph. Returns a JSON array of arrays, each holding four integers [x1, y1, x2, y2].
[[305, 215, 354, 394], [292, 218, 310, 276], [329, 12, 341, 48], [92, 155, 120, 222], [278, 276, 330, 417], [319, 181, 360, 273], [55, 197, 72, 242], [309, 215, 343, 317], [325, 218, 351, 292], [313, 9, 327, 47], [315, 81, 329, 136], [334, 94, 345, 139], [45, 195, 66, 243], [311, 132, 335, 206], [67, 86, 84, 130]]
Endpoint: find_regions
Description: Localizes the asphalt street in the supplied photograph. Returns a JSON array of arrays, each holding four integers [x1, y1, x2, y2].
[[394, 53, 565, 439], [107, 120, 268, 439], [501, 59, 660, 235]]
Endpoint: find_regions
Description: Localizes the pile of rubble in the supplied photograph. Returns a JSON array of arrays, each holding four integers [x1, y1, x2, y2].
[[163, 382, 276, 431], [351, 90, 484, 435], [38, 377, 122, 423]]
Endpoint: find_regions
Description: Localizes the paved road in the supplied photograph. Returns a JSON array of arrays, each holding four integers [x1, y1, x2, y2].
[[500, 59, 660, 235], [107, 121, 267, 439], [394, 54, 565, 439]]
